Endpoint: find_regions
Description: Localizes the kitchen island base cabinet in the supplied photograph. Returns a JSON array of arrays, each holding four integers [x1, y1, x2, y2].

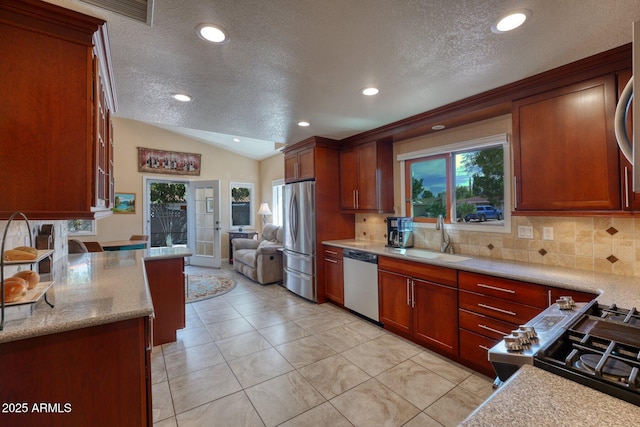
[[144, 257, 186, 345], [0, 317, 152, 427]]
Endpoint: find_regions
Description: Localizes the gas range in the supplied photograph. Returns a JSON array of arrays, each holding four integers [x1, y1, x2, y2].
[[534, 302, 640, 406], [489, 299, 640, 407], [488, 298, 589, 382]]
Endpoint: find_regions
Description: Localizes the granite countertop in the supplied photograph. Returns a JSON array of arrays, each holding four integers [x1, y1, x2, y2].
[[459, 365, 640, 427], [323, 239, 640, 307], [0, 247, 192, 344]]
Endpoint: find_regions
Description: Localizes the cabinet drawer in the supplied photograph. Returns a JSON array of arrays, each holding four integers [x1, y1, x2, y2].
[[378, 256, 457, 287], [459, 328, 499, 375], [459, 308, 517, 341], [459, 290, 543, 325], [459, 272, 546, 308], [323, 246, 343, 259]]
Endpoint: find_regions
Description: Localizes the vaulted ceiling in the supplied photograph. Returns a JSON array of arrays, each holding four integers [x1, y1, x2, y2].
[[52, 0, 640, 159]]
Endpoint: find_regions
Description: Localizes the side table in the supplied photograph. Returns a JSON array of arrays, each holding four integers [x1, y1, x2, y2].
[[229, 231, 258, 264]]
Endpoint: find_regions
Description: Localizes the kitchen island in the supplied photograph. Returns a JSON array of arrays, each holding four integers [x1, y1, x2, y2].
[[0, 247, 190, 427], [459, 364, 640, 426]]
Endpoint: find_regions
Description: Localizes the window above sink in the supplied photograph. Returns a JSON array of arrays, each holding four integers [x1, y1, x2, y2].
[[398, 133, 511, 234]]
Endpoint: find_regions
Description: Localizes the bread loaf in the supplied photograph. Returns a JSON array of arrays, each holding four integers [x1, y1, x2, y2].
[[3, 249, 37, 261], [13, 270, 40, 289], [13, 246, 39, 256], [3, 280, 27, 303]]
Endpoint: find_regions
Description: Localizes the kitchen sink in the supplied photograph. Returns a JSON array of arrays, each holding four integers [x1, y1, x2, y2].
[[388, 248, 471, 263]]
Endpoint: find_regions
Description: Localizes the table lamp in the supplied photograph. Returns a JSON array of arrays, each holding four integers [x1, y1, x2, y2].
[[257, 202, 272, 227]]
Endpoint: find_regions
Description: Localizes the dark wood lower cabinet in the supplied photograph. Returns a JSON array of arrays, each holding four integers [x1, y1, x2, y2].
[[413, 279, 458, 355], [144, 257, 186, 345], [378, 257, 458, 357], [323, 246, 344, 305], [0, 317, 152, 427]]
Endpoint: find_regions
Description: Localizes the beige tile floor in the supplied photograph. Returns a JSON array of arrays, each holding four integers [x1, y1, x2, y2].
[[152, 265, 494, 427]]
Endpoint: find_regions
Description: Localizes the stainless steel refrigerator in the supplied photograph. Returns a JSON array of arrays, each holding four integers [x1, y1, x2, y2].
[[283, 181, 317, 301]]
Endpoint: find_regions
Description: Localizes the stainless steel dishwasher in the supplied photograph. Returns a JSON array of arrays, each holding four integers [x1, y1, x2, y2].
[[342, 248, 379, 323]]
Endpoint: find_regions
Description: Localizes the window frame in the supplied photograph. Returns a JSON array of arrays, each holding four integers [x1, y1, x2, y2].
[[271, 178, 285, 227], [398, 133, 511, 233], [229, 182, 255, 230], [404, 153, 451, 221], [67, 219, 97, 236]]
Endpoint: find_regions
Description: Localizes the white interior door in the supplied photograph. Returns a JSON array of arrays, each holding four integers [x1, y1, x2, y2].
[[188, 180, 221, 268]]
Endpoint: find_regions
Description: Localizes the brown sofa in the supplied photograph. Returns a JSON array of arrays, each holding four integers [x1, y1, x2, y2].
[[232, 224, 283, 285]]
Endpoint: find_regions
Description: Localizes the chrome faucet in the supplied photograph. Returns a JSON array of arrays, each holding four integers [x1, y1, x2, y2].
[[436, 215, 453, 253]]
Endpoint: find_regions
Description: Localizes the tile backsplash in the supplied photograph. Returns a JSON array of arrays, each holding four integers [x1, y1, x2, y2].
[[355, 214, 640, 277], [0, 219, 68, 275]]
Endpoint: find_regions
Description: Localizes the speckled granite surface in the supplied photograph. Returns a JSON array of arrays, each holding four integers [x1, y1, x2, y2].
[[459, 364, 640, 426], [0, 247, 191, 344], [324, 239, 640, 307]]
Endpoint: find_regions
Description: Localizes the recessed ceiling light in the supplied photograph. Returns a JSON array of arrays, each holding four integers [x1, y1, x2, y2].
[[298, 121, 310, 127], [172, 93, 192, 102], [197, 23, 229, 43], [362, 87, 379, 96], [492, 9, 531, 33], [233, 138, 240, 142], [432, 124, 446, 131]]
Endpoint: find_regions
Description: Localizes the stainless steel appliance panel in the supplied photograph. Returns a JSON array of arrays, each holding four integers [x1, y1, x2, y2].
[[283, 181, 317, 301], [283, 249, 314, 276], [343, 249, 379, 322], [283, 267, 316, 301], [284, 181, 315, 256]]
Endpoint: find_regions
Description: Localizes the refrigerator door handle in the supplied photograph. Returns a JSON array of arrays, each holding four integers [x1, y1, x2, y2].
[[289, 190, 299, 244]]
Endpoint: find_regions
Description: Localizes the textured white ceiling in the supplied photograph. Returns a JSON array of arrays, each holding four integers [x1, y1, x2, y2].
[[50, 0, 640, 160]]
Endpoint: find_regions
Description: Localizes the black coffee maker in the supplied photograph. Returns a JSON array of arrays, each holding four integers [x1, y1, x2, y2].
[[386, 217, 414, 248]]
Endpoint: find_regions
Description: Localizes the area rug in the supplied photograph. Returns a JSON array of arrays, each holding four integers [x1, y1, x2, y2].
[[185, 275, 236, 303]]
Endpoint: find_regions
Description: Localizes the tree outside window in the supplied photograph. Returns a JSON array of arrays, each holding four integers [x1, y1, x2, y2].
[[403, 136, 507, 227]]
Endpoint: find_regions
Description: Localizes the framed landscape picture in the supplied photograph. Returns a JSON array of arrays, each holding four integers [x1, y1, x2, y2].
[[113, 192, 136, 214], [138, 147, 201, 176]]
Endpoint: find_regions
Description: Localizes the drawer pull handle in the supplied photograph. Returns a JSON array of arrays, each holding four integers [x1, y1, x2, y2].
[[477, 283, 515, 294], [478, 324, 509, 336], [479, 345, 491, 351], [478, 303, 516, 316], [325, 258, 338, 264], [325, 250, 338, 255]]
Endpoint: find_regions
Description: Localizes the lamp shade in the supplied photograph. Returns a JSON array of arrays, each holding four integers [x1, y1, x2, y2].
[[257, 202, 272, 216]]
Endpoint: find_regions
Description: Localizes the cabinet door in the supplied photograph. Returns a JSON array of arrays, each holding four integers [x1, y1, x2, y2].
[[284, 153, 298, 183], [413, 279, 458, 355], [297, 148, 315, 181], [324, 256, 344, 304], [513, 75, 619, 211], [339, 147, 358, 209], [355, 142, 379, 210], [378, 270, 412, 334]]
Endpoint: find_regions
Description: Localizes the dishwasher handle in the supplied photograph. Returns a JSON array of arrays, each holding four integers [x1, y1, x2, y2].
[[343, 249, 378, 264]]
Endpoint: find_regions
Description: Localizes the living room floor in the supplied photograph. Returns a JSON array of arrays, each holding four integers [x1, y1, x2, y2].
[[152, 264, 494, 427]]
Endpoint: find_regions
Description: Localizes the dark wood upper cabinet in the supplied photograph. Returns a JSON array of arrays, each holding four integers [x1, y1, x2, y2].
[[284, 146, 315, 183], [0, 0, 116, 220], [513, 75, 620, 212], [339, 139, 394, 213]]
